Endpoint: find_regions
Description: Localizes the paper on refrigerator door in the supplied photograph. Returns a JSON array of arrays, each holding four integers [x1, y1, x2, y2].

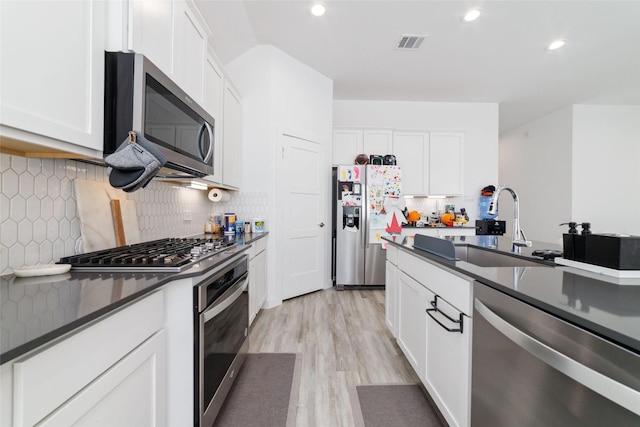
[[338, 165, 363, 182], [366, 165, 403, 244]]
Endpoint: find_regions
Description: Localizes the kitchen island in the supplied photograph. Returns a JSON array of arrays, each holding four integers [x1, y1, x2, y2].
[[385, 234, 640, 352], [383, 233, 640, 427]]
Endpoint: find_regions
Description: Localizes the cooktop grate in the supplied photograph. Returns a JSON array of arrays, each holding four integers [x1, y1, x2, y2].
[[59, 237, 236, 272]]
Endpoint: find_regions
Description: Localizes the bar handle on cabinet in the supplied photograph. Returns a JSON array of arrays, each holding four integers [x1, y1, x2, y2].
[[426, 295, 464, 333]]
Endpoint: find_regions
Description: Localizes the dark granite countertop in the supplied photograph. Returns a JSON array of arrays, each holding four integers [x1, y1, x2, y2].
[[383, 233, 640, 354], [0, 233, 268, 364], [403, 224, 477, 230]]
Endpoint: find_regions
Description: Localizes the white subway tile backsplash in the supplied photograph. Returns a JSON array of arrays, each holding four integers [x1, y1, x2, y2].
[[41, 158, 54, 177], [26, 197, 40, 222], [2, 220, 17, 246], [34, 175, 47, 198], [11, 195, 26, 221], [27, 158, 41, 176], [0, 153, 269, 275], [18, 220, 33, 245], [33, 219, 46, 243], [3, 170, 19, 198], [1, 194, 9, 222], [8, 242, 24, 268], [19, 173, 34, 197], [47, 176, 61, 199], [11, 156, 27, 174]]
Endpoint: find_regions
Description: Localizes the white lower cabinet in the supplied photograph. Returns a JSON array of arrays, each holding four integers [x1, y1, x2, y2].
[[384, 259, 398, 336], [424, 292, 472, 427], [397, 270, 428, 376], [389, 247, 472, 427], [39, 331, 166, 427], [3, 291, 166, 427], [249, 237, 268, 325]]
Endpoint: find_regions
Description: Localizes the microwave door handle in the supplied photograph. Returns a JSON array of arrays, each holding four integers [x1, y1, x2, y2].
[[198, 122, 214, 163]]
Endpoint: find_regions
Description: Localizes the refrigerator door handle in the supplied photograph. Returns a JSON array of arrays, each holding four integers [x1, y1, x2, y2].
[[363, 184, 369, 249]]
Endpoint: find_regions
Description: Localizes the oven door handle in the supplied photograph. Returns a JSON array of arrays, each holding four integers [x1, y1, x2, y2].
[[203, 272, 248, 322]]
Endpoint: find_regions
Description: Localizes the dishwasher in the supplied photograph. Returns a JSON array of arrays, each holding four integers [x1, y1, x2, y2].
[[471, 281, 640, 426]]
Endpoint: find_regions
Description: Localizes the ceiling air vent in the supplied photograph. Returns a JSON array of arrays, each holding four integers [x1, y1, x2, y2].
[[396, 34, 427, 50]]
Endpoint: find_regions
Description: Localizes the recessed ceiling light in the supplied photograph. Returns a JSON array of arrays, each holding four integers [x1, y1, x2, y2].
[[462, 8, 481, 22], [547, 39, 566, 50], [311, 3, 325, 17]]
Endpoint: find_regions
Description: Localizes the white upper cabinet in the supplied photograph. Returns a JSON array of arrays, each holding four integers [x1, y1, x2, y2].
[[363, 130, 393, 157], [110, 0, 241, 188], [393, 131, 430, 195], [173, 0, 207, 103], [109, 0, 210, 106], [332, 129, 362, 165], [332, 129, 393, 165], [429, 132, 464, 196], [0, 0, 105, 157], [202, 52, 225, 184], [222, 82, 242, 188], [393, 131, 464, 196], [128, 0, 174, 77]]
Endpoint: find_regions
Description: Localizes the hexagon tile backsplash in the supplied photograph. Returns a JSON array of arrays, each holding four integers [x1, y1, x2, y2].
[[0, 154, 268, 276]]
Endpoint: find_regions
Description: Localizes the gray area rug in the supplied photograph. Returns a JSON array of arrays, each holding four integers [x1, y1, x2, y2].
[[350, 383, 445, 427], [214, 353, 301, 427]]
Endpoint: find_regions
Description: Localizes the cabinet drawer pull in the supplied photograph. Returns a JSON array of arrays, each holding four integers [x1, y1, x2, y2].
[[426, 295, 464, 333]]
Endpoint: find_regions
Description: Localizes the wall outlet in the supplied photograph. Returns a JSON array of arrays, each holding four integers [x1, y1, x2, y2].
[[183, 211, 192, 221]]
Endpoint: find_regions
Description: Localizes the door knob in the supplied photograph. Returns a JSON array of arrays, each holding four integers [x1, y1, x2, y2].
[[319, 222, 325, 227]]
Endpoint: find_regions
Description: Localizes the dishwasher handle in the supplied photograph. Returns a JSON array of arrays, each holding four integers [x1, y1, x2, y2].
[[475, 298, 640, 417], [426, 295, 464, 334]]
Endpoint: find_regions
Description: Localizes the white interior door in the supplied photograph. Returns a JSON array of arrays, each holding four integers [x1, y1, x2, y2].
[[279, 129, 327, 300]]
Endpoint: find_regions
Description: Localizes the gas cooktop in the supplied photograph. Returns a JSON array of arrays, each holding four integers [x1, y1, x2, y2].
[[58, 237, 236, 272]]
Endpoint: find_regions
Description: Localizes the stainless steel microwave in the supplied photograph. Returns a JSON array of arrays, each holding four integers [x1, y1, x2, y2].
[[104, 52, 214, 178]]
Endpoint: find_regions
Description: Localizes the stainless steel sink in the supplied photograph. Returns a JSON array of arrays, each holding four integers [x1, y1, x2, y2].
[[454, 246, 548, 268]]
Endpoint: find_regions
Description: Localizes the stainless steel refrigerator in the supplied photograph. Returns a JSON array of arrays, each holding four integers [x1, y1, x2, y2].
[[333, 165, 403, 289]]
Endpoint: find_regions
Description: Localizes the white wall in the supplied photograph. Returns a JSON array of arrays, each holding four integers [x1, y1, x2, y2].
[[499, 106, 573, 244], [225, 47, 273, 192], [498, 104, 640, 244], [572, 105, 640, 235], [333, 100, 499, 220], [226, 45, 333, 307]]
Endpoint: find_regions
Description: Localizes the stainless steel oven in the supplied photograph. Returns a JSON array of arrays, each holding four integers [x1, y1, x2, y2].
[[195, 255, 249, 427]]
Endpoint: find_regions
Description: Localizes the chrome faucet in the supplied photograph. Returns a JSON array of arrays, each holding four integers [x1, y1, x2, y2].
[[487, 185, 532, 250]]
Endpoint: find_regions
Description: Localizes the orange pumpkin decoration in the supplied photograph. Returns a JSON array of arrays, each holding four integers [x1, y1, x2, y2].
[[407, 210, 421, 222], [441, 212, 455, 227]]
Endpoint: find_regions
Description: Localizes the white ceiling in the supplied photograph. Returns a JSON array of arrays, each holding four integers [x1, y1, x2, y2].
[[195, 0, 640, 133]]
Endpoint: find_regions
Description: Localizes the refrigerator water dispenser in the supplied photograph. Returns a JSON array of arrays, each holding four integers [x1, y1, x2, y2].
[[343, 206, 360, 230]]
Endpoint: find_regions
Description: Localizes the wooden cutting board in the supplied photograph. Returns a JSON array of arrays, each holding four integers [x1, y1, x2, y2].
[[120, 199, 141, 245], [74, 179, 140, 252]]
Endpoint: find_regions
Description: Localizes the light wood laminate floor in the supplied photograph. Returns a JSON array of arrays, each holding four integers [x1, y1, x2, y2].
[[249, 287, 419, 427]]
